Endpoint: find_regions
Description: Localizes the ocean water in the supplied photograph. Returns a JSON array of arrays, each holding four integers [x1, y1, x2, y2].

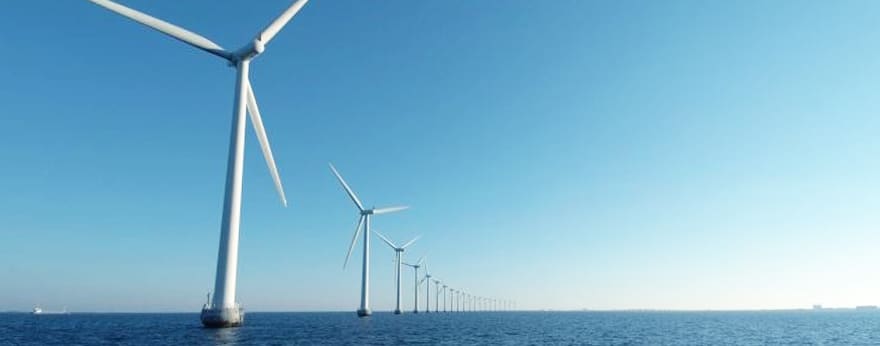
[[3, 310, 880, 345]]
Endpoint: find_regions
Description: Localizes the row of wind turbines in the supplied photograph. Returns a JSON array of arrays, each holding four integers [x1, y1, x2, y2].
[[330, 164, 516, 316], [378, 240, 517, 315], [84, 0, 515, 327]]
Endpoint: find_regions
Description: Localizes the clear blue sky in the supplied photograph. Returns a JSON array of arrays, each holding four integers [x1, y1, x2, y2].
[[2, 0, 880, 312]]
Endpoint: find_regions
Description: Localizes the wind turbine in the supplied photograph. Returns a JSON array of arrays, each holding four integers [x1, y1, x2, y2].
[[449, 288, 455, 312], [422, 263, 432, 313], [330, 163, 409, 317], [86, 0, 307, 328], [433, 279, 442, 313], [441, 284, 448, 312], [403, 257, 425, 313], [374, 231, 420, 315]]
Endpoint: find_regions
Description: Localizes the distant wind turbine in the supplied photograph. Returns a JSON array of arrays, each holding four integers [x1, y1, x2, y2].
[[449, 289, 456, 312], [86, 0, 308, 328], [433, 279, 442, 313], [374, 231, 420, 315], [441, 284, 448, 312], [458, 291, 467, 312], [422, 263, 433, 313], [330, 163, 408, 317], [403, 257, 425, 313]]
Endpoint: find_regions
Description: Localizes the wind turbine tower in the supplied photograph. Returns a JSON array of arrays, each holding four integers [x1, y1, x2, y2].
[[330, 163, 409, 317], [87, 0, 309, 328], [374, 231, 419, 315], [422, 264, 432, 313], [403, 257, 425, 313], [441, 284, 448, 312], [451, 289, 457, 312], [461, 291, 466, 312], [433, 279, 442, 313]]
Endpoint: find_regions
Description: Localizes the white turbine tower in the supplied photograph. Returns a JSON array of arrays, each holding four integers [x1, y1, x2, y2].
[[374, 231, 420, 315], [330, 163, 408, 317], [403, 257, 425, 313], [459, 291, 465, 312], [87, 0, 308, 328], [441, 284, 448, 312], [449, 289, 455, 312], [433, 279, 442, 313], [422, 263, 432, 313]]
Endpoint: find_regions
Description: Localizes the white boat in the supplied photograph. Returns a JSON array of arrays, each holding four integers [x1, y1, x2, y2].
[[32, 306, 68, 315]]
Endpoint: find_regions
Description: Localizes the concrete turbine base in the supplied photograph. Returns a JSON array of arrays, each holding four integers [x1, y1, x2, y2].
[[357, 308, 372, 317], [201, 306, 244, 328], [393, 309, 402, 315]]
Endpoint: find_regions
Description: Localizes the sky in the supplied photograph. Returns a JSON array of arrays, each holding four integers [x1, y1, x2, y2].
[[2, 0, 880, 312]]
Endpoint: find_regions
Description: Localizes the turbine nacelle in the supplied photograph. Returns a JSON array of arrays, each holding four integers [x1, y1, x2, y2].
[[234, 39, 266, 62]]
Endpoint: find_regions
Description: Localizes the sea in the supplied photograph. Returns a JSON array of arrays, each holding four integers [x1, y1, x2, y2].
[[3, 310, 880, 345]]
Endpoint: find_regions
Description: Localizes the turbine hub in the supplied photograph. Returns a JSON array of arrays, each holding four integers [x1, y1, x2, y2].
[[235, 39, 265, 61]]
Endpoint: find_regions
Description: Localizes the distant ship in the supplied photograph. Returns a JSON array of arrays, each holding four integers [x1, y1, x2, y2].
[[32, 306, 69, 315], [856, 305, 878, 310]]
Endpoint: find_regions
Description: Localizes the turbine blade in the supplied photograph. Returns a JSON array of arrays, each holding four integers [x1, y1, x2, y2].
[[419, 276, 427, 285], [343, 215, 364, 269], [416, 256, 425, 266], [246, 80, 287, 207], [373, 230, 397, 249], [372, 206, 409, 215], [328, 163, 364, 211], [88, 0, 232, 61], [400, 235, 421, 249], [257, 0, 310, 45]]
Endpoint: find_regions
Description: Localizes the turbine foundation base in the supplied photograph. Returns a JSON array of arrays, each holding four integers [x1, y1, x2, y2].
[[357, 308, 372, 317], [393, 309, 401, 315], [200, 306, 244, 328]]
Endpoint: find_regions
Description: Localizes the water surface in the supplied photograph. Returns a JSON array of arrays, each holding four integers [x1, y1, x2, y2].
[[3, 310, 880, 345]]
